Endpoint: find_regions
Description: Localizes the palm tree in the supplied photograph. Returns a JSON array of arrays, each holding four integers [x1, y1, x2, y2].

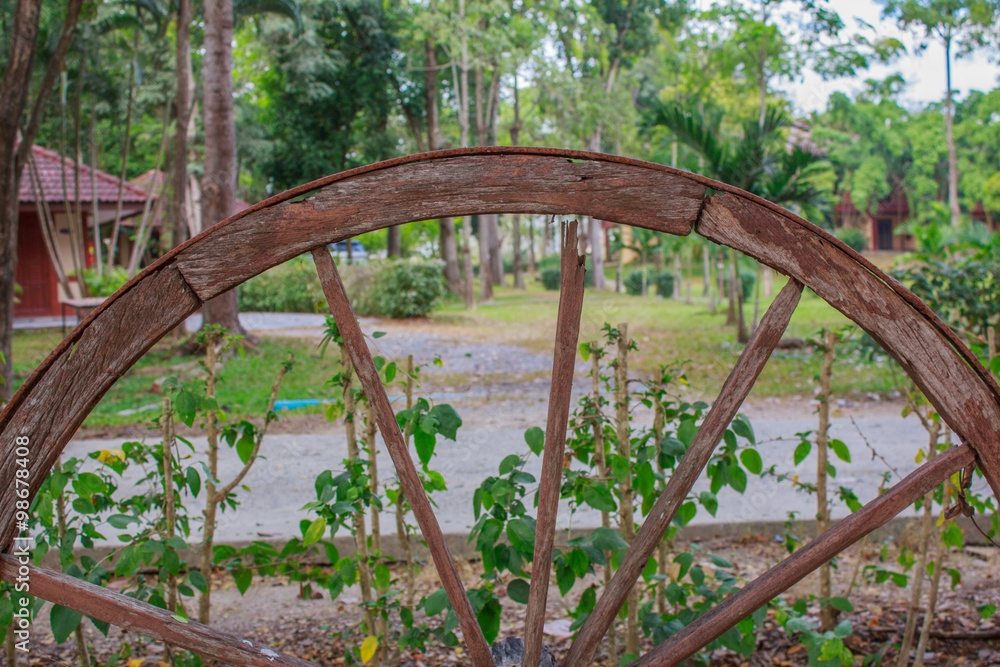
[[650, 102, 826, 341]]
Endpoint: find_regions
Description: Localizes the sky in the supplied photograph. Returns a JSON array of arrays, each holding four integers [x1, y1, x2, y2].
[[713, 0, 1000, 114]]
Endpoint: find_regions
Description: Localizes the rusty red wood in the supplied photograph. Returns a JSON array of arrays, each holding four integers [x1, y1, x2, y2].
[[0, 555, 314, 667], [697, 194, 1000, 502], [310, 248, 494, 667], [564, 279, 803, 667], [523, 221, 587, 667], [629, 444, 975, 667]]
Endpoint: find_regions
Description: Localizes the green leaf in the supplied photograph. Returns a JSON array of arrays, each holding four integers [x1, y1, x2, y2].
[[731, 415, 755, 444], [374, 563, 391, 590], [830, 596, 854, 612], [833, 620, 852, 638], [578, 343, 590, 361], [384, 362, 397, 383], [499, 454, 521, 476], [942, 521, 964, 549], [236, 433, 256, 465], [677, 418, 697, 447], [186, 467, 201, 497], [991, 355, 1000, 378], [660, 437, 686, 458], [793, 440, 811, 466], [591, 527, 628, 552], [675, 501, 697, 526], [430, 404, 462, 440], [189, 570, 208, 593], [699, 491, 718, 517], [709, 553, 734, 569], [372, 331, 387, 339], [507, 578, 530, 604], [524, 427, 545, 456], [107, 514, 137, 530], [414, 429, 436, 466], [423, 589, 449, 616], [174, 389, 198, 427], [507, 518, 536, 557], [303, 517, 327, 547], [232, 568, 253, 595], [50, 605, 83, 644], [727, 465, 747, 493], [739, 449, 762, 475], [830, 439, 851, 463], [979, 603, 997, 619], [583, 484, 617, 512]]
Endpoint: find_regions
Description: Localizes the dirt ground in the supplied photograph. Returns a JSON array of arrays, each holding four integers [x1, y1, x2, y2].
[[16, 534, 1000, 667]]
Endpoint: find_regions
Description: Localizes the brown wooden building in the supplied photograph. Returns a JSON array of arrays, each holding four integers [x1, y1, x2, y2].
[[832, 189, 916, 252]]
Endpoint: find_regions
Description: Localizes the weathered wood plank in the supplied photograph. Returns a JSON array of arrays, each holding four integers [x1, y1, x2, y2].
[[696, 194, 1000, 503], [177, 154, 705, 300], [523, 221, 587, 667], [629, 445, 975, 667], [0, 555, 314, 667], [0, 266, 200, 550], [311, 248, 494, 667], [563, 279, 803, 667]]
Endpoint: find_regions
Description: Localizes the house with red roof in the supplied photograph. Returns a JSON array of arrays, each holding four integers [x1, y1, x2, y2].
[[16, 145, 155, 316], [832, 189, 916, 252]]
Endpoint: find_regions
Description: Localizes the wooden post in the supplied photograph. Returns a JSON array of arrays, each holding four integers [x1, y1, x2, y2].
[[591, 343, 616, 664], [817, 329, 836, 632], [615, 323, 640, 660], [163, 396, 177, 665]]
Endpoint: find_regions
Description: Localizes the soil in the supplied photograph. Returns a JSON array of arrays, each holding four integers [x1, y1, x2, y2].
[[17, 535, 1000, 667]]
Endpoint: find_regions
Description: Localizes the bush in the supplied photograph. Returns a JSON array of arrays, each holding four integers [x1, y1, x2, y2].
[[655, 272, 675, 299], [834, 227, 867, 253], [723, 271, 756, 300], [239, 257, 325, 313], [354, 258, 446, 318], [541, 268, 561, 290], [624, 269, 651, 296], [82, 267, 130, 297]]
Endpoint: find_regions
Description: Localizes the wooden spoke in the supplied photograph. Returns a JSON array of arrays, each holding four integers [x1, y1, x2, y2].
[[523, 221, 588, 667], [0, 555, 313, 667], [311, 248, 494, 667], [629, 444, 975, 667], [564, 279, 803, 667]]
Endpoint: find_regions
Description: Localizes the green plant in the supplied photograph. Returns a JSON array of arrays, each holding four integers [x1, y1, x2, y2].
[[354, 259, 446, 318], [833, 227, 867, 253], [541, 268, 561, 290], [82, 267, 130, 297], [624, 269, 651, 296], [238, 257, 325, 313], [655, 272, 675, 298]]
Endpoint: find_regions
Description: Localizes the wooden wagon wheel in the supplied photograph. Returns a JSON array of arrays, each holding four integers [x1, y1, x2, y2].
[[2, 147, 999, 667]]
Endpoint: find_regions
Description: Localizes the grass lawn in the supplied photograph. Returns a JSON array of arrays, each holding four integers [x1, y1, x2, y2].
[[434, 272, 906, 401], [11, 329, 342, 429], [9, 270, 907, 430]]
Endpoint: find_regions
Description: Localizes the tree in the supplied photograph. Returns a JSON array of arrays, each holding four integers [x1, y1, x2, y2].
[[652, 103, 826, 341], [201, 0, 246, 336], [879, 0, 1000, 226], [0, 0, 84, 399]]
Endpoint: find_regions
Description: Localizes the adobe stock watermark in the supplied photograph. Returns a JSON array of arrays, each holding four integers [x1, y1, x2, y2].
[[11, 434, 34, 653]]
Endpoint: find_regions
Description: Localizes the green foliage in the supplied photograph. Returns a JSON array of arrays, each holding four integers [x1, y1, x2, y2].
[[82, 267, 130, 297], [624, 269, 651, 296], [833, 227, 867, 253], [655, 272, 675, 299], [238, 257, 325, 313], [541, 268, 561, 290], [723, 271, 756, 301], [353, 259, 446, 319]]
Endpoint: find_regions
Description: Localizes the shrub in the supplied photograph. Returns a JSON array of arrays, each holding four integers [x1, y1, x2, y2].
[[541, 268, 561, 290], [82, 267, 130, 297], [624, 269, 651, 296], [655, 272, 675, 299], [723, 271, 756, 300], [354, 258, 446, 318], [239, 257, 325, 313], [834, 227, 867, 253]]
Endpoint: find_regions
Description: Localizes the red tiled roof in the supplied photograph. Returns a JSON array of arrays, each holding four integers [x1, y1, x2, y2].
[[20, 145, 150, 204], [833, 190, 859, 214], [875, 190, 909, 217]]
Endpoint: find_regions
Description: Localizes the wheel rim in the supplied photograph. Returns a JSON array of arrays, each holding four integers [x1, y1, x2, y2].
[[2, 147, 998, 667]]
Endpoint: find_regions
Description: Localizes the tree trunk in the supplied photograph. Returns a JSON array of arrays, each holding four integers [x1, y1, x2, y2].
[[615, 325, 639, 659], [512, 214, 524, 289], [0, 0, 83, 400], [106, 37, 138, 271], [477, 215, 493, 301], [201, 0, 245, 336], [173, 0, 193, 249], [944, 34, 959, 227], [386, 227, 401, 257], [488, 214, 503, 287], [588, 132, 606, 290]]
